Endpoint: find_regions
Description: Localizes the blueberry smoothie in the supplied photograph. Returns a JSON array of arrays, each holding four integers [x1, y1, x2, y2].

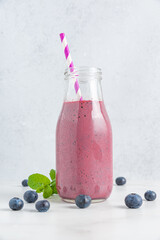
[[56, 100, 112, 201]]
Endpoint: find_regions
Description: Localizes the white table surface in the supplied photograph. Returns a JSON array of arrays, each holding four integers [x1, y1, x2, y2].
[[0, 182, 160, 240]]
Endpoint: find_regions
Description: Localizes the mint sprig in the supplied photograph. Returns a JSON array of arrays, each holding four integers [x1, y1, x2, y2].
[[49, 169, 56, 180], [28, 169, 58, 198]]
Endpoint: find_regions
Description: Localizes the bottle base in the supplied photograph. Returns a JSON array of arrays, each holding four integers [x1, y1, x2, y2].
[[62, 198, 106, 204]]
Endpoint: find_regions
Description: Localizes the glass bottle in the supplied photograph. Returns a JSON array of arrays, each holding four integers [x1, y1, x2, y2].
[[56, 67, 112, 202]]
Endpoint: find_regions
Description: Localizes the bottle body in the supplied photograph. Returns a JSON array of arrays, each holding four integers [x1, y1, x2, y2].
[[56, 67, 112, 201]]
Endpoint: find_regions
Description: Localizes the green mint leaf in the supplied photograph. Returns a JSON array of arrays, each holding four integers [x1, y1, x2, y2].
[[50, 179, 56, 187], [36, 185, 44, 193], [53, 184, 58, 194], [50, 186, 55, 194], [43, 185, 53, 198], [50, 181, 58, 194], [28, 173, 51, 190], [49, 169, 56, 180]]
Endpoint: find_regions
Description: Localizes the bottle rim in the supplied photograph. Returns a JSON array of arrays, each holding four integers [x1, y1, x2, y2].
[[64, 66, 102, 81]]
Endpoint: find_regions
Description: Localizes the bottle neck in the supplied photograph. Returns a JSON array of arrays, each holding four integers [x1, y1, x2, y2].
[[64, 67, 103, 102]]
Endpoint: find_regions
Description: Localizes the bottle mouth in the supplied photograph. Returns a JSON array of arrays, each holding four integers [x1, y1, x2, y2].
[[64, 66, 102, 81]]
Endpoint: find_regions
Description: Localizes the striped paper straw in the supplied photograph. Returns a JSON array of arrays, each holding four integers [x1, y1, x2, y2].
[[59, 33, 83, 101]]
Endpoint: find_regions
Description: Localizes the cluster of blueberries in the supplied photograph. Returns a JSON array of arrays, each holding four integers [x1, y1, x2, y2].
[[9, 177, 157, 211], [116, 177, 157, 209], [9, 179, 91, 211], [9, 179, 50, 212]]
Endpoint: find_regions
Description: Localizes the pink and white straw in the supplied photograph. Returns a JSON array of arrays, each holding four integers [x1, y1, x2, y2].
[[59, 33, 82, 101]]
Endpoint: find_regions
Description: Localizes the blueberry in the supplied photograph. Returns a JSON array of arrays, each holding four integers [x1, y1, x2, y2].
[[115, 177, 126, 186], [22, 179, 28, 187], [75, 195, 91, 208], [144, 190, 156, 201], [125, 193, 142, 209], [9, 197, 24, 211], [35, 200, 50, 212], [23, 190, 38, 203]]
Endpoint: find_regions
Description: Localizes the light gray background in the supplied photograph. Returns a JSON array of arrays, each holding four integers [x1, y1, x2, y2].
[[0, 0, 160, 182]]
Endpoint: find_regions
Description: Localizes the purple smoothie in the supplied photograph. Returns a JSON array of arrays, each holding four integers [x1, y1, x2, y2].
[[56, 100, 112, 200]]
